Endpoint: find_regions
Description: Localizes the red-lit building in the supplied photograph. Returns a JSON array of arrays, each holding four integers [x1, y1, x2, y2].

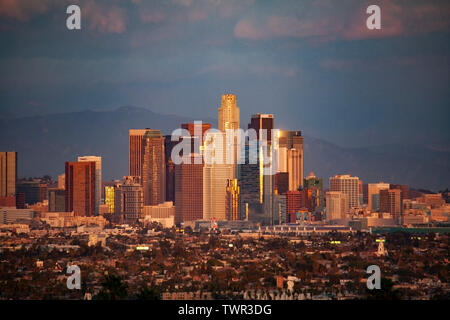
[[174, 155, 203, 225], [65, 161, 96, 216]]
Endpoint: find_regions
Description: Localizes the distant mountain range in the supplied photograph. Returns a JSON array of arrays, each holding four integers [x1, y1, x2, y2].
[[0, 106, 448, 191]]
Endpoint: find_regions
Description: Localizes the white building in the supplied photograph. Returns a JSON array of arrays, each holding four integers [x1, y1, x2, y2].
[[326, 191, 348, 221], [329, 174, 360, 210]]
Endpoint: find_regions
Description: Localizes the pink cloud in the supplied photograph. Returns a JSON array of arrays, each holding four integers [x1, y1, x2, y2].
[[140, 10, 166, 24], [0, 0, 52, 21], [235, 1, 450, 42], [234, 19, 266, 40], [187, 9, 207, 22], [84, 1, 126, 34]]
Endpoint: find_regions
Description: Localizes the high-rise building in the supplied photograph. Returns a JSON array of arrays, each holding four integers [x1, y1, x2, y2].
[[164, 135, 180, 203], [279, 131, 304, 190], [104, 186, 115, 214], [48, 188, 65, 212], [129, 129, 148, 178], [263, 169, 275, 225], [141, 130, 165, 206], [238, 144, 263, 221], [57, 173, 65, 190], [203, 164, 234, 221], [380, 189, 402, 224], [325, 191, 348, 221], [175, 155, 203, 225], [286, 191, 302, 223], [65, 161, 96, 216], [274, 172, 289, 195], [78, 156, 101, 215], [114, 176, 143, 224], [181, 122, 212, 154], [273, 194, 286, 225], [390, 184, 409, 201], [248, 113, 274, 142], [218, 94, 240, 132], [368, 182, 390, 211], [329, 174, 360, 210], [304, 172, 324, 213], [17, 180, 48, 205], [0, 152, 17, 198], [226, 179, 240, 221], [203, 131, 234, 221]]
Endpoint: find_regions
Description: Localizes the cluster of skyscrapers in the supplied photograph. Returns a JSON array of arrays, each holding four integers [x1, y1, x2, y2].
[[0, 94, 412, 227]]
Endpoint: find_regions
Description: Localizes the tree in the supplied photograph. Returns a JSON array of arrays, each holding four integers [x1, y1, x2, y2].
[[94, 274, 128, 300], [366, 277, 402, 300], [136, 285, 160, 300]]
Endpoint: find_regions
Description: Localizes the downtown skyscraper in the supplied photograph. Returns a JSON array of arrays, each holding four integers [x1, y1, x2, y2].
[[329, 174, 361, 211], [65, 161, 96, 216], [0, 152, 17, 198], [218, 93, 240, 131], [129, 129, 165, 206], [141, 130, 165, 206], [78, 156, 102, 215]]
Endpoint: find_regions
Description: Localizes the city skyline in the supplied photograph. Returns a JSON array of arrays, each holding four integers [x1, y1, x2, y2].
[[1, 0, 449, 304]]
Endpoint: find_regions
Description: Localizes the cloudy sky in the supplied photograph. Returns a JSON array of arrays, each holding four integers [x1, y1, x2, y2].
[[0, 0, 449, 147]]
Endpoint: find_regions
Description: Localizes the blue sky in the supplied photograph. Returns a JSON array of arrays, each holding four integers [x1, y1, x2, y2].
[[0, 0, 449, 147]]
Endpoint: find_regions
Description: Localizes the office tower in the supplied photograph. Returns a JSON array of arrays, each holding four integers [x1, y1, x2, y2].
[[15, 193, 25, 209], [329, 174, 360, 210], [203, 131, 234, 221], [48, 188, 65, 212], [65, 161, 96, 216], [368, 182, 390, 211], [17, 180, 48, 205], [226, 179, 240, 221], [129, 129, 148, 178], [263, 169, 275, 225], [78, 156, 101, 215], [141, 130, 165, 206], [286, 191, 302, 223], [358, 180, 363, 208], [58, 173, 65, 189], [274, 172, 289, 195], [390, 184, 409, 200], [380, 189, 402, 224], [203, 164, 234, 221], [175, 155, 203, 225], [104, 186, 115, 214], [218, 93, 240, 131], [325, 191, 348, 221], [287, 149, 302, 191], [279, 130, 304, 190], [164, 135, 180, 203], [238, 143, 263, 221], [181, 122, 212, 154], [114, 176, 143, 224], [273, 194, 286, 224], [304, 172, 324, 213], [248, 113, 274, 142], [362, 183, 369, 205], [0, 152, 17, 198]]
